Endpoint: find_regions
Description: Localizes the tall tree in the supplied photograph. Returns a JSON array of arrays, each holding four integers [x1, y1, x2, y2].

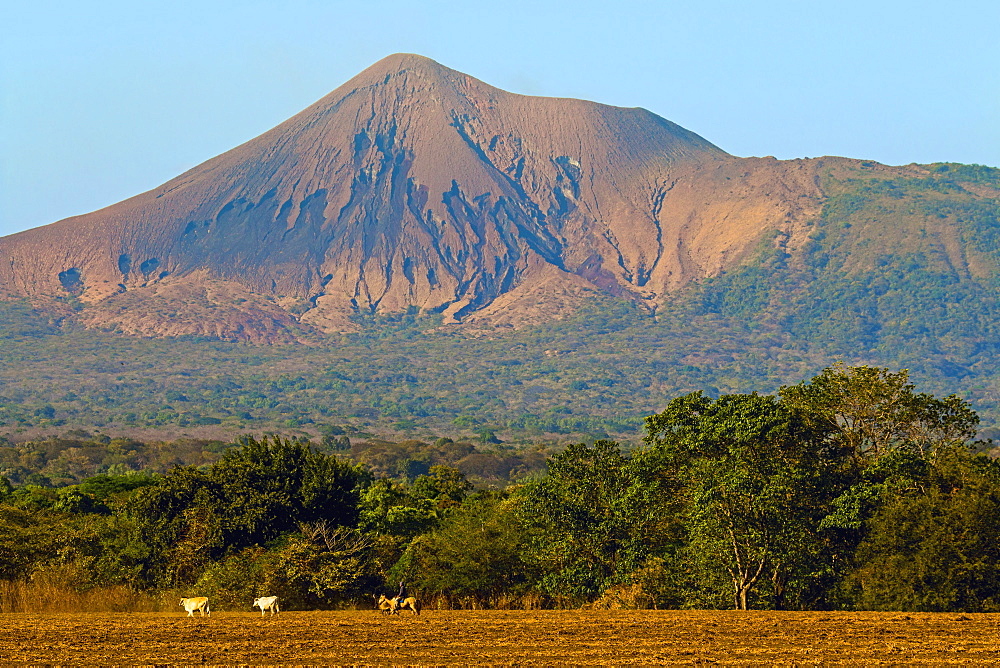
[[781, 364, 983, 599], [129, 436, 363, 584], [644, 392, 841, 609], [208, 436, 363, 545], [779, 363, 978, 462], [403, 491, 537, 605], [520, 441, 641, 603]]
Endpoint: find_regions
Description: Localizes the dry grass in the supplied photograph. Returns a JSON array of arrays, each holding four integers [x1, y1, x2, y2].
[[0, 571, 168, 613]]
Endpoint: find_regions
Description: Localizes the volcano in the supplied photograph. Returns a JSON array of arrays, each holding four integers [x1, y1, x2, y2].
[[0, 54, 833, 340]]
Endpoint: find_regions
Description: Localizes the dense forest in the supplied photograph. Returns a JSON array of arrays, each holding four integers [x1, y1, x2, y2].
[[2, 364, 998, 613]]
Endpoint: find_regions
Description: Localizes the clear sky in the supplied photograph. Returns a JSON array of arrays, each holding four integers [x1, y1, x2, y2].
[[1, 0, 997, 238]]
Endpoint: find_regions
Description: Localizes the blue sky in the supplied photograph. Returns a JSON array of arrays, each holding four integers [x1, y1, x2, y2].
[[1, 0, 997, 238]]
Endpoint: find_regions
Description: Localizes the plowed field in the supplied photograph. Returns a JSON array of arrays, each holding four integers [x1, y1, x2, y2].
[[2, 609, 998, 665]]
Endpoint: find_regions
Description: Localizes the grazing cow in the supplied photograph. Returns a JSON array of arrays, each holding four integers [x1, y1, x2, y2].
[[180, 597, 210, 617], [253, 595, 280, 616]]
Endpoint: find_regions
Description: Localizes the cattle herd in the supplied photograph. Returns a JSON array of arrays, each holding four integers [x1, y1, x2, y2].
[[177, 594, 421, 616]]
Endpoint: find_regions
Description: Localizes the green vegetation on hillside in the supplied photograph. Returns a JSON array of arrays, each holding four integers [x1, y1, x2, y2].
[[0, 296, 812, 442], [688, 161, 1000, 429]]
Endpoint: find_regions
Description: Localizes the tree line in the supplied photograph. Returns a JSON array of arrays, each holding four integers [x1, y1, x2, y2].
[[1, 364, 998, 612], [0, 431, 550, 488]]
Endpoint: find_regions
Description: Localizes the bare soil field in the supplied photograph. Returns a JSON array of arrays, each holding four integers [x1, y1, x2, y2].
[[1, 609, 999, 665]]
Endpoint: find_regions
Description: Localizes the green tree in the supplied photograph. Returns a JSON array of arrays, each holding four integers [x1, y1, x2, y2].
[[262, 523, 375, 609], [839, 445, 1000, 611], [166, 499, 225, 586], [779, 363, 978, 462], [81, 513, 156, 588], [403, 491, 537, 606], [0, 505, 63, 580], [520, 440, 640, 603], [128, 436, 363, 585], [127, 467, 219, 585], [410, 465, 473, 509], [357, 479, 438, 538], [191, 546, 268, 610], [781, 364, 984, 603], [644, 392, 841, 609], [208, 436, 363, 546]]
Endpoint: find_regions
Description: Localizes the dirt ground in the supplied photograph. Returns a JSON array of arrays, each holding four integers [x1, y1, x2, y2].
[[1, 609, 999, 665]]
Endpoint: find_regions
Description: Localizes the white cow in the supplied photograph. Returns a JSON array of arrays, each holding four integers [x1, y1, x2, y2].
[[180, 597, 210, 617], [253, 595, 280, 616]]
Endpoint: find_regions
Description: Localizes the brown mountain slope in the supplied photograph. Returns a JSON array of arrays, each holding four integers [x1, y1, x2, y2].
[[0, 54, 830, 340]]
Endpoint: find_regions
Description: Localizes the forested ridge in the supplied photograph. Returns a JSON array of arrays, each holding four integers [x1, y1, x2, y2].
[[3, 364, 998, 613]]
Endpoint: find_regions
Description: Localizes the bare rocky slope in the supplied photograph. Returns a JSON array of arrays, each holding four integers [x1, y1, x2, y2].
[[0, 54, 975, 342]]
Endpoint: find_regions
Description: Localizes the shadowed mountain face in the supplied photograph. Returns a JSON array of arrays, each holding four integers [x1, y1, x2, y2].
[[0, 54, 988, 342]]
